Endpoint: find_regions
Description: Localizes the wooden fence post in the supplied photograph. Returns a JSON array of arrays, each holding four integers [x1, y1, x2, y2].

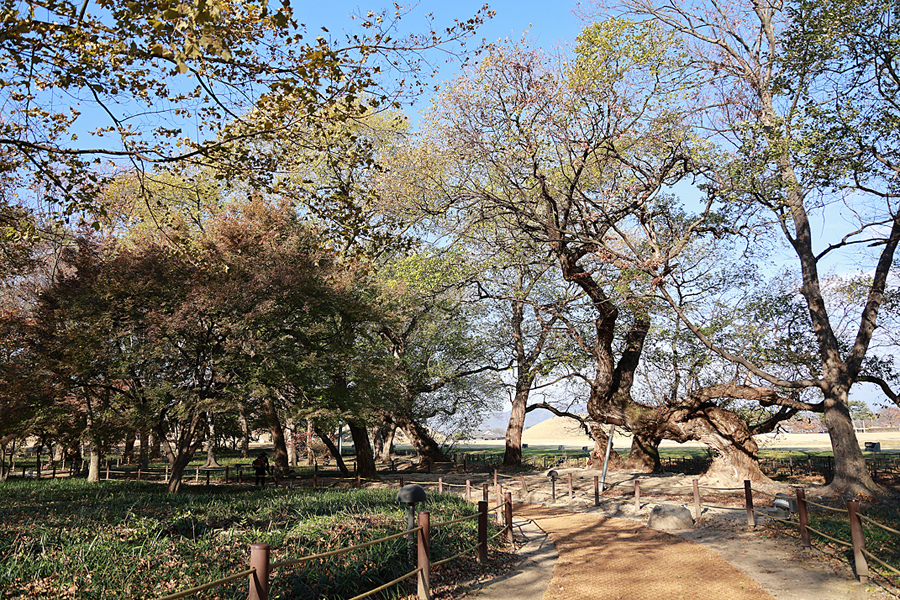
[[693, 479, 701, 521], [482, 482, 488, 502], [466, 480, 471, 503], [248, 543, 270, 600], [744, 480, 756, 528], [206, 471, 210, 486], [496, 484, 503, 525], [106, 464, 110, 480], [225, 466, 229, 483], [634, 479, 640, 512], [195, 465, 199, 482], [137, 468, 141, 481], [356, 473, 361, 488], [477, 501, 488, 564], [847, 500, 869, 584], [399, 476, 404, 488], [504, 492, 514, 545], [796, 488, 811, 550], [417, 511, 431, 600], [494, 470, 498, 487], [520, 474, 527, 493], [568, 473, 574, 501], [438, 478, 443, 494]]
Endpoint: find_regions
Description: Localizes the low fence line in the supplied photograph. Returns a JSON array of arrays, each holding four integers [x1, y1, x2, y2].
[[156, 497, 514, 600]]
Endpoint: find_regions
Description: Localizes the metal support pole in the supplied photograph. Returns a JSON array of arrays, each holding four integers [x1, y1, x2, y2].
[[248, 543, 270, 600], [796, 488, 811, 550], [599, 424, 616, 493], [744, 480, 756, 528], [693, 479, 701, 521], [477, 501, 488, 564], [417, 512, 432, 600], [847, 500, 869, 584]]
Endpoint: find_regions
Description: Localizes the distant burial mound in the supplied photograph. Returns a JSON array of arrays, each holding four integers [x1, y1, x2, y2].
[[522, 415, 594, 443]]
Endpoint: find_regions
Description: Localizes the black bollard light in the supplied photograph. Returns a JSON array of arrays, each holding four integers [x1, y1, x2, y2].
[[397, 484, 427, 565], [547, 469, 559, 501]]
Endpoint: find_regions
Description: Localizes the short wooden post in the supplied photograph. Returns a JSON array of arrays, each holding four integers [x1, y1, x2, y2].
[[206, 470, 210, 486], [591, 475, 598, 506], [248, 542, 270, 600], [568, 473, 574, 501], [52, 464, 56, 479], [195, 465, 199, 482], [438, 477, 443, 494], [494, 470, 498, 487], [417, 511, 432, 600], [466, 480, 471, 503], [796, 488, 811, 550], [482, 482, 488, 502], [495, 484, 503, 525], [238, 466, 242, 483], [504, 492, 514, 545], [225, 466, 229, 483], [520, 474, 527, 493], [165, 464, 169, 480], [356, 473, 361, 488], [744, 480, 756, 528], [847, 500, 869, 584], [137, 468, 141, 481], [477, 501, 488, 564], [106, 464, 110, 480], [693, 479, 701, 521], [313, 473, 317, 489]]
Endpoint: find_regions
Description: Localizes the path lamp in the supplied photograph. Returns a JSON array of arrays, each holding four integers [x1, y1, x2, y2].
[[397, 484, 427, 564], [547, 470, 559, 501]]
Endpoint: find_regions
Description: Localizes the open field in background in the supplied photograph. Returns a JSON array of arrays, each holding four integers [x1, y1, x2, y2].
[[452, 416, 900, 457]]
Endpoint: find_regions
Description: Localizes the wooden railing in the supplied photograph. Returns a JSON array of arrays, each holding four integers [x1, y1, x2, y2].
[[157, 497, 514, 600]]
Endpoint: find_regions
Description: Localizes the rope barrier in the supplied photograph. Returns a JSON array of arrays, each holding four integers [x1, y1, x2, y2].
[[487, 528, 508, 543], [858, 513, 900, 537], [804, 524, 854, 549], [431, 513, 481, 528], [270, 527, 422, 569], [751, 507, 800, 527], [803, 499, 850, 514], [345, 567, 422, 600], [863, 549, 900, 578], [158, 568, 256, 600]]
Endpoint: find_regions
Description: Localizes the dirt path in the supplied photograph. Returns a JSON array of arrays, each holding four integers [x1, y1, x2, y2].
[[514, 504, 773, 600], [385, 467, 897, 599]]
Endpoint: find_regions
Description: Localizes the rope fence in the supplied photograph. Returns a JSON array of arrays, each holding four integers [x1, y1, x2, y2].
[[155, 494, 514, 600]]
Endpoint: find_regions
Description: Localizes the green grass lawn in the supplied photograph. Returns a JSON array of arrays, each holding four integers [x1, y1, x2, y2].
[[0, 479, 499, 599]]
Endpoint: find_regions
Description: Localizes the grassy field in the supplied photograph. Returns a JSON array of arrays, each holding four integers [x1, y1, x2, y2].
[[0, 479, 501, 599]]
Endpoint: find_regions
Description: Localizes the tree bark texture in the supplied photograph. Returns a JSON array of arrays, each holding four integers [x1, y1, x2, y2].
[[349, 422, 377, 478], [394, 412, 449, 465]]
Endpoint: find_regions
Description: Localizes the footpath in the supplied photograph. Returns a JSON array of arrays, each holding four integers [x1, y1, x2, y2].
[[464, 503, 889, 600]]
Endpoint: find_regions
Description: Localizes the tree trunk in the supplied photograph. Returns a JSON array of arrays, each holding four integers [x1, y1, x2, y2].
[[149, 429, 162, 460], [203, 416, 221, 468], [349, 422, 377, 478], [394, 412, 449, 464], [262, 396, 289, 476], [122, 433, 136, 465], [503, 387, 529, 466], [665, 405, 769, 486], [305, 419, 315, 466], [624, 433, 660, 472], [239, 409, 250, 459], [313, 423, 349, 475], [286, 419, 297, 467], [821, 387, 879, 495], [87, 437, 101, 483], [138, 428, 149, 470]]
